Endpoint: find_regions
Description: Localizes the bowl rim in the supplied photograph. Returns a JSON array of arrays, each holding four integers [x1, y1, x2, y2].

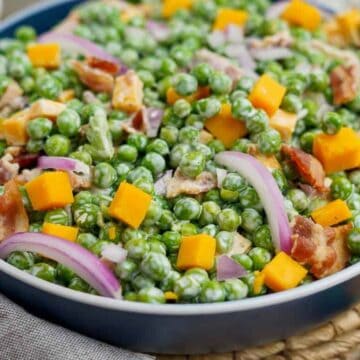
[[2, 258, 360, 315], [0, 0, 359, 316]]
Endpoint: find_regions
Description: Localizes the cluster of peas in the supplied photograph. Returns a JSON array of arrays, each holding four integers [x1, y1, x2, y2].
[[1, 0, 360, 303]]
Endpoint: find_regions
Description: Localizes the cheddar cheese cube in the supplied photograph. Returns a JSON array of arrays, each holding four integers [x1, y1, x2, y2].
[[263, 252, 307, 292], [25, 171, 74, 211], [166, 86, 210, 105], [249, 74, 286, 116], [163, 0, 192, 18], [109, 182, 152, 229], [177, 234, 216, 270], [269, 109, 297, 142], [213, 8, 248, 31], [313, 127, 360, 173], [27, 43, 61, 69], [205, 103, 247, 148], [42, 222, 79, 242], [311, 199, 352, 227], [29, 99, 66, 120], [281, 0, 322, 31], [2, 111, 29, 146]]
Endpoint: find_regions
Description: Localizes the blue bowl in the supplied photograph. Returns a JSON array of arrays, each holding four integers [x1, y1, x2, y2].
[[0, 0, 359, 355]]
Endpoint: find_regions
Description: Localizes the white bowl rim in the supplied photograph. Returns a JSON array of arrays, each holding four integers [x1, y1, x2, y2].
[[1, 0, 360, 316], [2, 258, 360, 315]]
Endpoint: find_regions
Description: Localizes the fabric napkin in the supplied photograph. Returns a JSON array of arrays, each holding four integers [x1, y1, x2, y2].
[[0, 294, 154, 360]]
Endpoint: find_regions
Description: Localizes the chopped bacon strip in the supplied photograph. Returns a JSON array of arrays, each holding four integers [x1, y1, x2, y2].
[[330, 64, 358, 105], [68, 171, 91, 191], [167, 169, 217, 198], [282, 145, 327, 191], [291, 216, 351, 278], [0, 81, 23, 109], [71, 60, 114, 93], [0, 180, 29, 242], [248, 31, 293, 49], [0, 154, 19, 185], [87, 57, 120, 75], [13, 153, 39, 170], [121, 108, 147, 134]]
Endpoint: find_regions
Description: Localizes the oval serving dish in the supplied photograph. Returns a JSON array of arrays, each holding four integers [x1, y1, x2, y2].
[[0, 0, 360, 355]]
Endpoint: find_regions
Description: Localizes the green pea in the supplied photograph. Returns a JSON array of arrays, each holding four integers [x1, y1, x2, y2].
[[253, 225, 274, 252], [272, 169, 288, 194], [281, 93, 303, 113], [8, 54, 32, 80], [231, 138, 251, 153], [132, 177, 154, 195], [161, 231, 181, 252], [209, 71, 232, 95], [160, 270, 181, 292], [173, 99, 191, 118], [322, 112, 342, 135], [199, 201, 221, 226], [223, 279, 248, 301], [125, 238, 150, 260], [239, 186, 261, 209], [174, 275, 201, 300], [287, 189, 309, 212], [56, 109, 81, 137], [216, 231, 234, 254], [246, 110, 268, 134], [232, 254, 253, 271], [248, 247, 272, 271], [7, 251, 34, 270], [35, 75, 62, 100], [200, 224, 218, 237], [236, 76, 255, 93], [15, 26, 36, 42], [300, 131, 317, 153], [143, 201, 163, 226], [68, 276, 90, 293], [115, 162, 132, 181], [179, 221, 198, 236], [347, 228, 360, 255], [70, 151, 92, 166], [174, 197, 202, 221], [199, 280, 226, 303], [31, 263, 56, 282], [208, 139, 225, 154], [117, 145, 138, 163], [178, 126, 200, 144], [127, 166, 153, 183], [148, 240, 167, 255], [179, 150, 206, 178], [195, 98, 221, 118], [158, 209, 176, 231], [146, 139, 169, 156], [191, 63, 214, 86], [141, 252, 171, 281], [138, 287, 165, 304], [217, 208, 241, 232], [115, 259, 138, 281], [257, 129, 282, 155], [231, 97, 255, 120], [140, 152, 165, 176], [185, 268, 209, 285], [44, 209, 70, 226], [170, 45, 193, 67], [309, 70, 329, 92], [331, 177, 353, 200], [56, 264, 75, 285], [173, 73, 198, 96], [93, 163, 117, 189], [160, 125, 179, 146], [26, 139, 43, 153], [74, 203, 101, 230], [241, 208, 263, 233], [27, 117, 53, 140], [29, 223, 42, 233], [131, 274, 155, 291], [77, 233, 98, 250], [44, 135, 71, 156]]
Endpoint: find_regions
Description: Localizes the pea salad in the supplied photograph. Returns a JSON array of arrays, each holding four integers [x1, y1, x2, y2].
[[0, 0, 360, 305]]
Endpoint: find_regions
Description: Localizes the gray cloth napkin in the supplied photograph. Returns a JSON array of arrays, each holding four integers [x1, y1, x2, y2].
[[0, 294, 154, 360]]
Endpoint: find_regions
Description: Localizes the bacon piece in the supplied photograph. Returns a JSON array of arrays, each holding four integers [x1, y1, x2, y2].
[[248, 31, 293, 49], [166, 169, 216, 198], [87, 57, 120, 75], [291, 216, 351, 278], [330, 64, 358, 105], [282, 145, 326, 191], [71, 60, 114, 93], [13, 153, 39, 170], [0, 180, 29, 241], [0, 154, 19, 185], [15, 168, 42, 185], [227, 232, 252, 256], [68, 171, 91, 191], [0, 82, 27, 117]]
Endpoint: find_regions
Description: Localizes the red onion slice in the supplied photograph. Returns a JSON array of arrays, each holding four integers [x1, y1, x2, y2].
[[146, 107, 164, 138], [38, 32, 127, 74], [101, 244, 127, 264], [215, 151, 292, 253], [216, 168, 227, 188], [146, 20, 170, 42], [0, 233, 121, 298], [217, 255, 247, 281], [37, 156, 90, 176]]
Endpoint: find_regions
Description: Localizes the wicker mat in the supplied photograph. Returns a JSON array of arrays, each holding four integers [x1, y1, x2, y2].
[[158, 303, 360, 360]]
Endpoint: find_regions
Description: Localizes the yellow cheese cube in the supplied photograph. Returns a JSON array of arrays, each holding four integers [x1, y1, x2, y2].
[[25, 171, 74, 211], [27, 43, 61, 69], [213, 8, 248, 30], [109, 182, 152, 229], [177, 234, 216, 270], [42, 222, 79, 242]]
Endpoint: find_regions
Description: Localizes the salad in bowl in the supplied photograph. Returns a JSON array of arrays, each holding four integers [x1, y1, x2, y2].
[[0, 0, 360, 307]]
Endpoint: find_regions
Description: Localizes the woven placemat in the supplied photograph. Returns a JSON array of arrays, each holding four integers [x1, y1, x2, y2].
[[158, 303, 360, 360]]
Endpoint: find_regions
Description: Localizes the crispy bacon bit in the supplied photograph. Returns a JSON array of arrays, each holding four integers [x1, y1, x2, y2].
[[15, 168, 41, 185], [193, 49, 246, 85], [0, 180, 29, 242], [121, 108, 146, 134], [167, 169, 216, 198], [87, 57, 120, 75], [68, 171, 91, 191], [330, 64, 358, 105], [291, 216, 351, 278], [71, 60, 114, 93], [248, 31, 293, 49], [0, 154, 19, 185], [282, 145, 326, 191], [0, 82, 27, 117], [13, 153, 39, 170], [227, 232, 252, 256]]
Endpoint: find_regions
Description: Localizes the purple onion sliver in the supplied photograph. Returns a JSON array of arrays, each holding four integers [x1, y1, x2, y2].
[[215, 151, 292, 254], [217, 255, 247, 281], [101, 244, 127, 264], [0, 233, 121, 298], [146, 20, 170, 42], [146, 108, 164, 138], [37, 156, 90, 175]]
